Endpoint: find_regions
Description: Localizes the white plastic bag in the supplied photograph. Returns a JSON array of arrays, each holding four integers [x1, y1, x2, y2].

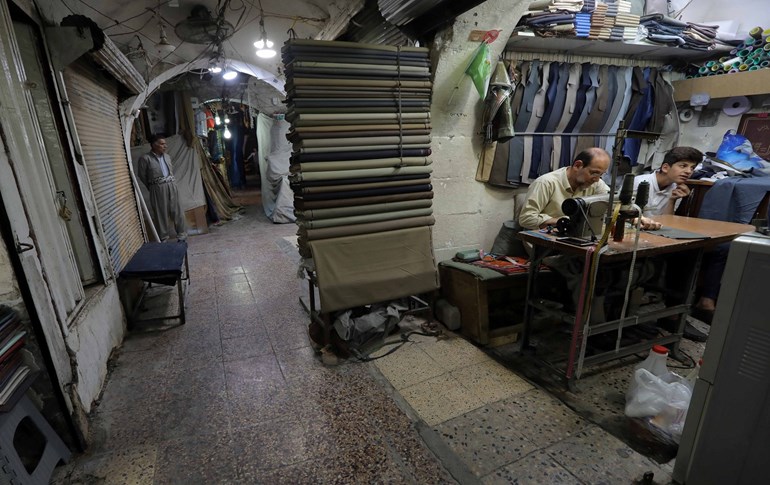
[[625, 368, 693, 441]]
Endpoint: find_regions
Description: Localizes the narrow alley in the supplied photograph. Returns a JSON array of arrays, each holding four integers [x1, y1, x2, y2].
[[51, 189, 675, 484]]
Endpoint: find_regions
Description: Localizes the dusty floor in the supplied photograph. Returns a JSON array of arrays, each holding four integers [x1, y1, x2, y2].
[[51, 189, 700, 484]]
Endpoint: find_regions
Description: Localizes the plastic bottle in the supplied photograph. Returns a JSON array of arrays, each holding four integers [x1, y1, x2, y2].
[[635, 344, 670, 377], [685, 359, 703, 388]]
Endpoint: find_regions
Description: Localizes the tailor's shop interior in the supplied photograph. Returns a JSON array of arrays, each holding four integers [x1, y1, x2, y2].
[[1, 0, 768, 483]]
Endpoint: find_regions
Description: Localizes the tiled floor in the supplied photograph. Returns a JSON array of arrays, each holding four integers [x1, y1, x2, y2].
[[53, 189, 681, 484]]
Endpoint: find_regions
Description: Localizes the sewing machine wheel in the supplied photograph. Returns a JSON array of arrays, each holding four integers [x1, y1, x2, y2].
[[556, 217, 573, 236]]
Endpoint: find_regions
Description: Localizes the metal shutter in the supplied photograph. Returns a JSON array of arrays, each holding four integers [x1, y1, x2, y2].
[[63, 59, 144, 272]]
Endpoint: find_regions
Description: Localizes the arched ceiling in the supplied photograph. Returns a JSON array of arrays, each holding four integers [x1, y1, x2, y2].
[[40, 0, 365, 113]]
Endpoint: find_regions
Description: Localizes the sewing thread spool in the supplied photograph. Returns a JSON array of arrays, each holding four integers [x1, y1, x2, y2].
[[764, 43, 770, 52], [728, 68, 739, 73], [749, 65, 760, 71], [739, 64, 749, 71], [749, 26, 764, 40], [745, 37, 756, 46], [763, 28, 770, 40], [698, 66, 709, 75], [721, 57, 742, 69], [739, 49, 751, 57], [762, 60, 770, 68]]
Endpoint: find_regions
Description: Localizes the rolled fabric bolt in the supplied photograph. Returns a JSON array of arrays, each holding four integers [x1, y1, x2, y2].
[[706, 60, 716, 67], [762, 60, 770, 68], [739, 49, 751, 57], [722, 56, 742, 69], [739, 63, 749, 71], [710, 64, 721, 71], [698, 66, 709, 75], [747, 46, 755, 52], [764, 28, 770, 40], [764, 43, 770, 51], [753, 57, 762, 65], [750, 26, 764, 40], [728, 68, 739, 73], [749, 65, 760, 71], [718, 56, 730, 63]]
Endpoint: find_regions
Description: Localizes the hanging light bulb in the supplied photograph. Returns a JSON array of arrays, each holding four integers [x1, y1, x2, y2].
[[223, 127, 232, 139], [254, 8, 276, 59], [215, 113, 221, 125], [209, 64, 222, 74], [224, 114, 230, 124], [222, 68, 238, 80]]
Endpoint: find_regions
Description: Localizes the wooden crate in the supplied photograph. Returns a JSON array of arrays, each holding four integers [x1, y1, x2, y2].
[[439, 262, 528, 347]]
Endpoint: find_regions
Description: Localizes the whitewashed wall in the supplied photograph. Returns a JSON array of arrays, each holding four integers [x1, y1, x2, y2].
[[430, 0, 530, 263]]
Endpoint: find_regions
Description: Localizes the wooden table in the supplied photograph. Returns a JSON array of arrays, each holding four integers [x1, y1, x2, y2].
[[518, 215, 753, 389]]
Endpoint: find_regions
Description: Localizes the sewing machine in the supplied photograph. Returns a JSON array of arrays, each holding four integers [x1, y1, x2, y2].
[[559, 194, 610, 240]]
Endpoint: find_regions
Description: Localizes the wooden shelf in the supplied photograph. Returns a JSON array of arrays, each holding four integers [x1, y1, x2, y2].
[[506, 32, 730, 63], [672, 68, 770, 101]]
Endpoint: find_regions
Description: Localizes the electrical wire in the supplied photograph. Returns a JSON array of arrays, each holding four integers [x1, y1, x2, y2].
[[615, 204, 643, 350]]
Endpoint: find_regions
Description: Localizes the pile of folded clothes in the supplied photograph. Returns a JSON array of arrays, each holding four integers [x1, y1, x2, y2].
[[518, 0, 585, 37], [607, 0, 639, 41], [575, 0, 595, 37], [588, 1, 610, 39], [641, 14, 718, 50]]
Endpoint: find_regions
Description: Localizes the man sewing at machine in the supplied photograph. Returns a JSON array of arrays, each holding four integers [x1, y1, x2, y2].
[[517, 147, 692, 346], [519, 147, 660, 232]]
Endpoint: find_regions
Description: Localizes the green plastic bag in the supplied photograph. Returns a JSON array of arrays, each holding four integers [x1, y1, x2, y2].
[[465, 42, 492, 99]]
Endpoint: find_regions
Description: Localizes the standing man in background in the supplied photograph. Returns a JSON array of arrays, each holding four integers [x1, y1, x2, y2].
[[138, 134, 187, 242]]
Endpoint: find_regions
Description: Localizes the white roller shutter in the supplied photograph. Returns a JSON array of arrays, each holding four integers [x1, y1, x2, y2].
[[63, 59, 144, 272]]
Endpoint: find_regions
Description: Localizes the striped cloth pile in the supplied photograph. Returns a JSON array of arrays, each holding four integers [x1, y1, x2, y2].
[[282, 39, 439, 312]]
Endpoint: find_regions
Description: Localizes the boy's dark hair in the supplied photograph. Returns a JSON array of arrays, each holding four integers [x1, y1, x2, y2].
[[148, 133, 166, 145], [662, 146, 703, 168], [573, 147, 609, 168]]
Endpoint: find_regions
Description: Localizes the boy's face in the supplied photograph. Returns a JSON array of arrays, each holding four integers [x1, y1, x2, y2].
[[661, 160, 695, 184]]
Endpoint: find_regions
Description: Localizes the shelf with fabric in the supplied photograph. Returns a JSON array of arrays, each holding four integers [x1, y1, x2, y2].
[[506, 32, 730, 63], [671, 68, 770, 101]]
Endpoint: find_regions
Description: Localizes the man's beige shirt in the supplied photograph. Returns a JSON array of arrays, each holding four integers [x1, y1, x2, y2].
[[519, 167, 610, 230]]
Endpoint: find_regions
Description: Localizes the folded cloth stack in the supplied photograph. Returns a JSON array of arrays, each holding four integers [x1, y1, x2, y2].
[[641, 14, 718, 50], [589, 2, 610, 39], [283, 39, 436, 258], [529, 0, 585, 12], [519, 0, 584, 36], [575, 12, 591, 36]]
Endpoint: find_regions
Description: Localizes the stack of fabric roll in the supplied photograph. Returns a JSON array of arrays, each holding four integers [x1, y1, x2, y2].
[[283, 39, 439, 313], [688, 27, 770, 78]]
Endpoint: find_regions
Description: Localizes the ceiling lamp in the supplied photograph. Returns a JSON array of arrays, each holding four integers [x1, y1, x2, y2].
[[156, 23, 176, 58], [254, 6, 276, 59], [209, 63, 222, 74], [222, 69, 238, 80]]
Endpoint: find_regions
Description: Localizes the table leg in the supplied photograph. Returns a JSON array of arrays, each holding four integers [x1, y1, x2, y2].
[[671, 248, 704, 359], [521, 246, 544, 352], [177, 276, 186, 325]]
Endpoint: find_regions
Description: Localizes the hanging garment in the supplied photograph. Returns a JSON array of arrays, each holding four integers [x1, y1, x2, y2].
[[623, 67, 655, 164], [488, 63, 527, 187], [482, 61, 515, 144], [537, 62, 573, 175], [521, 61, 551, 184], [560, 63, 594, 168], [595, 65, 627, 148], [636, 73, 680, 169], [551, 63, 582, 172], [508, 60, 540, 184], [569, 64, 600, 160], [529, 62, 561, 180], [574, 65, 610, 155], [603, 67, 634, 154]]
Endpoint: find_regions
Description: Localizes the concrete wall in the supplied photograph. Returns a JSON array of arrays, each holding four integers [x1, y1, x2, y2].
[[678, 100, 768, 155], [66, 284, 126, 414], [430, 0, 530, 262]]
